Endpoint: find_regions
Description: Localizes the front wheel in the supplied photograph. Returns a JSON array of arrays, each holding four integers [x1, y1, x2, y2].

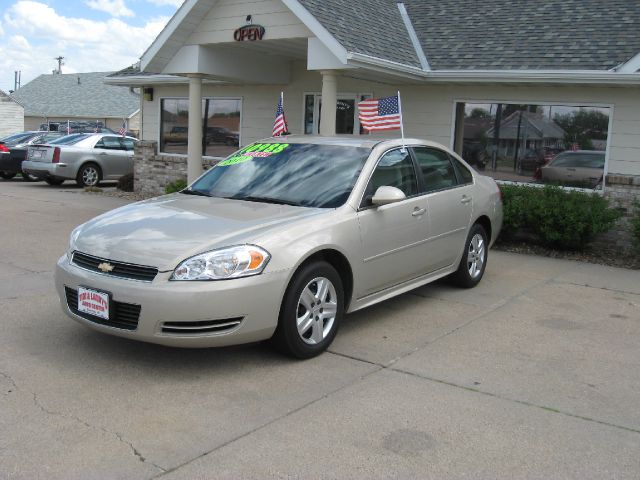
[[76, 163, 101, 187], [0, 171, 16, 180], [271, 261, 344, 359], [450, 224, 488, 288]]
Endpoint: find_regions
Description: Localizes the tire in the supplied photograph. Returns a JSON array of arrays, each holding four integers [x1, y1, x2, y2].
[[271, 261, 344, 359], [0, 171, 16, 180], [76, 163, 101, 187], [21, 171, 39, 182], [450, 224, 488, 288], [45, 178, 65, 186]]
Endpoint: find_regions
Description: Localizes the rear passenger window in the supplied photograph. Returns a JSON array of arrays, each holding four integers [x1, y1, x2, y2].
[[450, 156, 473, 184], [412, 147, 458, 193], [95, 136, 123, 150]]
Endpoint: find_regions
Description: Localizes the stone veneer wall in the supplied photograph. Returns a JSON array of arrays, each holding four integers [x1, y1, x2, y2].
[[594, 174, 640, 253], [133, 141, 217, 196]]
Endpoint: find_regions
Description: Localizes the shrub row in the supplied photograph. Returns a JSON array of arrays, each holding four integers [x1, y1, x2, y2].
[[499, 184, 620, 250], [165, 178, 188, 194], [632, 200, 640, 253]]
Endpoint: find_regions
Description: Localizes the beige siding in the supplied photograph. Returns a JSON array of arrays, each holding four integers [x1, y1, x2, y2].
[[141, 62, 640, 176], [0, 95, 24, 136], [187, 0, 312, 44]]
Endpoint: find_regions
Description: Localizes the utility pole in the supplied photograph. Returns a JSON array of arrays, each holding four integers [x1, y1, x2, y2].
[[54, 56, 64, 74]]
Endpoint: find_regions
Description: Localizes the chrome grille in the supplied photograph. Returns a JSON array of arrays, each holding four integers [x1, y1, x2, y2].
[[72, 251, 158, 282]]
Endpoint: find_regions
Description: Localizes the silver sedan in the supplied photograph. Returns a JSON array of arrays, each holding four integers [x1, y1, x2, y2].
[[22, 133, 138, 187], [55, 136, 503, 358]]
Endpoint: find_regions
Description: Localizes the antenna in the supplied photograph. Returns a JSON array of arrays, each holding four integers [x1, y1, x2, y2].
[[54, 56, 65, 74]]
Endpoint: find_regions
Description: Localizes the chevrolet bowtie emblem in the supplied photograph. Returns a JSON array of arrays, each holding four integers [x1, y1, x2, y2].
[[97, 262, 115, 273]]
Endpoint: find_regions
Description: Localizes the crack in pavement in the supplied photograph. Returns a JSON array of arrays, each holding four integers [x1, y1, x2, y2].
[[32, 392, 166, 472], [29, 391, 167, 473], [549, 279, 640, 297], [0, 369, 166, 474]]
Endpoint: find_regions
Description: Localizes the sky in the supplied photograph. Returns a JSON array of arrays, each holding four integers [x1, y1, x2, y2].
[[0, 0, 181, 92]]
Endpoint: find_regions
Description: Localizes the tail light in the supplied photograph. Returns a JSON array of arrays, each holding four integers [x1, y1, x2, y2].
[[0, 144, 9, 153], [52, 147, 61, 163]]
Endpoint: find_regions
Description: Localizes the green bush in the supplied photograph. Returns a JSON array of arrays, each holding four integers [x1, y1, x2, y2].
[[165, 178, 187, 194], [499, 185, 620, 250], [117, 173, 134, 192], [632, 200, 640, 252]]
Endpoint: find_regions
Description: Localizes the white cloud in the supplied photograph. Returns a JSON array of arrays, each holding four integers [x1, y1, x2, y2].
[[146, 0, 183, 7], [0, 23, 4, 36], [0, 1, 169, 90], [85, 0, 135, 17]]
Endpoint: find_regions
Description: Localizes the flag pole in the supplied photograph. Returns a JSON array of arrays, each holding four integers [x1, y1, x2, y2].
[[398, 90, 406, 152]]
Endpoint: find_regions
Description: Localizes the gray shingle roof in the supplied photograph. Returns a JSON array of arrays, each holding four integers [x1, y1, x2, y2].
[[11, 72, 139, 118], [404, 0, 640, 70], [297, 0, 421, 68], [298, 0, 640, 71]]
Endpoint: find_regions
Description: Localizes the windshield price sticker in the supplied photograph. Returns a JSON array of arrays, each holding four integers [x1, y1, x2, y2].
[[217, 143, 290, 167], [77, 287, 110, 320]]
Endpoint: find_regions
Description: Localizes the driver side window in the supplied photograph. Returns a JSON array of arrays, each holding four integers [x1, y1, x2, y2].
[[365, 149, 418, 205]]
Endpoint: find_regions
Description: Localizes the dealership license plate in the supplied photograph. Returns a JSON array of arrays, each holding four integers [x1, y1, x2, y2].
[[77, 287, 110, 320]]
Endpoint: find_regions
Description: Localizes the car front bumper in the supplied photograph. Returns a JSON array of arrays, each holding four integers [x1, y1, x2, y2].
[[22, 161, 72, 180], [55, 254, 291, 348]]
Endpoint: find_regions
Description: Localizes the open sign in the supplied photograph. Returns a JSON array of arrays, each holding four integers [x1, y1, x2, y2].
[[234, 25, 265, 42]]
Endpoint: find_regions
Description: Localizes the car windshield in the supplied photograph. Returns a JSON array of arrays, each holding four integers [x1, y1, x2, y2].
[[188, 142, 371, 208], [48, 134, 91, 145], [551, 152, 605, 168], [1, 132, 37, 146]]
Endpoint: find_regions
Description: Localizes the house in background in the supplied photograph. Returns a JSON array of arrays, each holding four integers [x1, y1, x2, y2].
[[0, 90, 24, 137], [11, 72, 140, 135], [487, 111, 567, 158]]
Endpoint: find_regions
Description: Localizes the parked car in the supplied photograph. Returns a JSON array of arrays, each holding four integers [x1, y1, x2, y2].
[[55, 136, 503, 358], [164, 126, 188, 144], [22, 133, 138, 187], [0, 131, 66, 181], [540, 150, 605, 188], [206, 127, 239, 146]]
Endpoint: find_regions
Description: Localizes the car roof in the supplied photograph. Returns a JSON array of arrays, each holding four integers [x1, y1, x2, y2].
[[256, 135, 449, 150]]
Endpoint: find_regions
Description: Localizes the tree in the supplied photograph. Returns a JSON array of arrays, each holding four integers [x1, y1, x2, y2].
[[469, 108, 491, 119], [554, 108, 609, 149]]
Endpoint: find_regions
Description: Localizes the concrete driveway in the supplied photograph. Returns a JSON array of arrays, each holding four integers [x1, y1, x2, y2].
[[1, 180, 639, 479]]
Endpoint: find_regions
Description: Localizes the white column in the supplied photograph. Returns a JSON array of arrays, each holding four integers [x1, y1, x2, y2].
[[187, 75, 203, 184], [319, 70, 338, 136]]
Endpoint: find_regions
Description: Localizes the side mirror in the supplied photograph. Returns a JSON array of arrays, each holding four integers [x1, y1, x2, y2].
[[371, 186, 406, 206]]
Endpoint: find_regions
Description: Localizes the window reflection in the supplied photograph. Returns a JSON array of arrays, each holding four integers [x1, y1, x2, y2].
[[160, 98, 241, 158]]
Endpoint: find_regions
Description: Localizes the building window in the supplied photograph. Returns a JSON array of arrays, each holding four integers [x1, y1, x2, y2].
[[453, 102, 611, 190], [303, 93, 371, 135], [160, 98, 241, 157]]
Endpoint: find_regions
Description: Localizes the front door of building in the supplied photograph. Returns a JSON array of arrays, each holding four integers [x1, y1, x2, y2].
[[304, 94, 371, 135]]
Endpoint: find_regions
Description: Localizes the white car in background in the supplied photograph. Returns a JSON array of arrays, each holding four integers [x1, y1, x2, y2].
[[22, 133, 138, 187]]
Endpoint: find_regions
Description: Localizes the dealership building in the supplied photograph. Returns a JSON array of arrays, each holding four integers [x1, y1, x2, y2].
[[107, 0, 640, 244]]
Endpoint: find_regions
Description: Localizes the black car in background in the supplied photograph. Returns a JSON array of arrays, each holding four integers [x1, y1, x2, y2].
[[0, 131, 66, 181]]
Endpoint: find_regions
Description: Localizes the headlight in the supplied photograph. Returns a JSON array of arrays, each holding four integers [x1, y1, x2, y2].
[[171, 245, 270, 281]]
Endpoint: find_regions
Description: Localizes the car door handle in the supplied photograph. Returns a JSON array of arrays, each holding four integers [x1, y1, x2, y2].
[[98, 152, 108, 155], [411, 207, 426, 217], [461, 195, 472, 204]]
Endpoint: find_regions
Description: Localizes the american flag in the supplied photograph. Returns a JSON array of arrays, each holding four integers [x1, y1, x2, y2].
[[358, 95, 402, 131], [272, 92, 288, 137], [119, 120, 127, 137]]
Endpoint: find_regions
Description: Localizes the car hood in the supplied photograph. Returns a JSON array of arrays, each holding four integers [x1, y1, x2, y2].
[[73, 194, 325, 270]]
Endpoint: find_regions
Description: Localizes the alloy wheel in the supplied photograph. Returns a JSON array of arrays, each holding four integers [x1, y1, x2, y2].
[[296, 276, 338, 345], [467, 233, 485, 279]]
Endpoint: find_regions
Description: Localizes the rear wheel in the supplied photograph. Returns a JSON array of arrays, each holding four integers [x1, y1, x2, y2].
[[76, 163, 101, 187], [450, 224, 488, 288], [45, 178, 65, 186], [271, 261, 344, 359], [0, 171, 16, 180]]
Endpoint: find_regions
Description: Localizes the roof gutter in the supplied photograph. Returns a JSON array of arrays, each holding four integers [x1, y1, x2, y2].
[[423, 69, 640, 85], [104, 75, 226, 86]]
